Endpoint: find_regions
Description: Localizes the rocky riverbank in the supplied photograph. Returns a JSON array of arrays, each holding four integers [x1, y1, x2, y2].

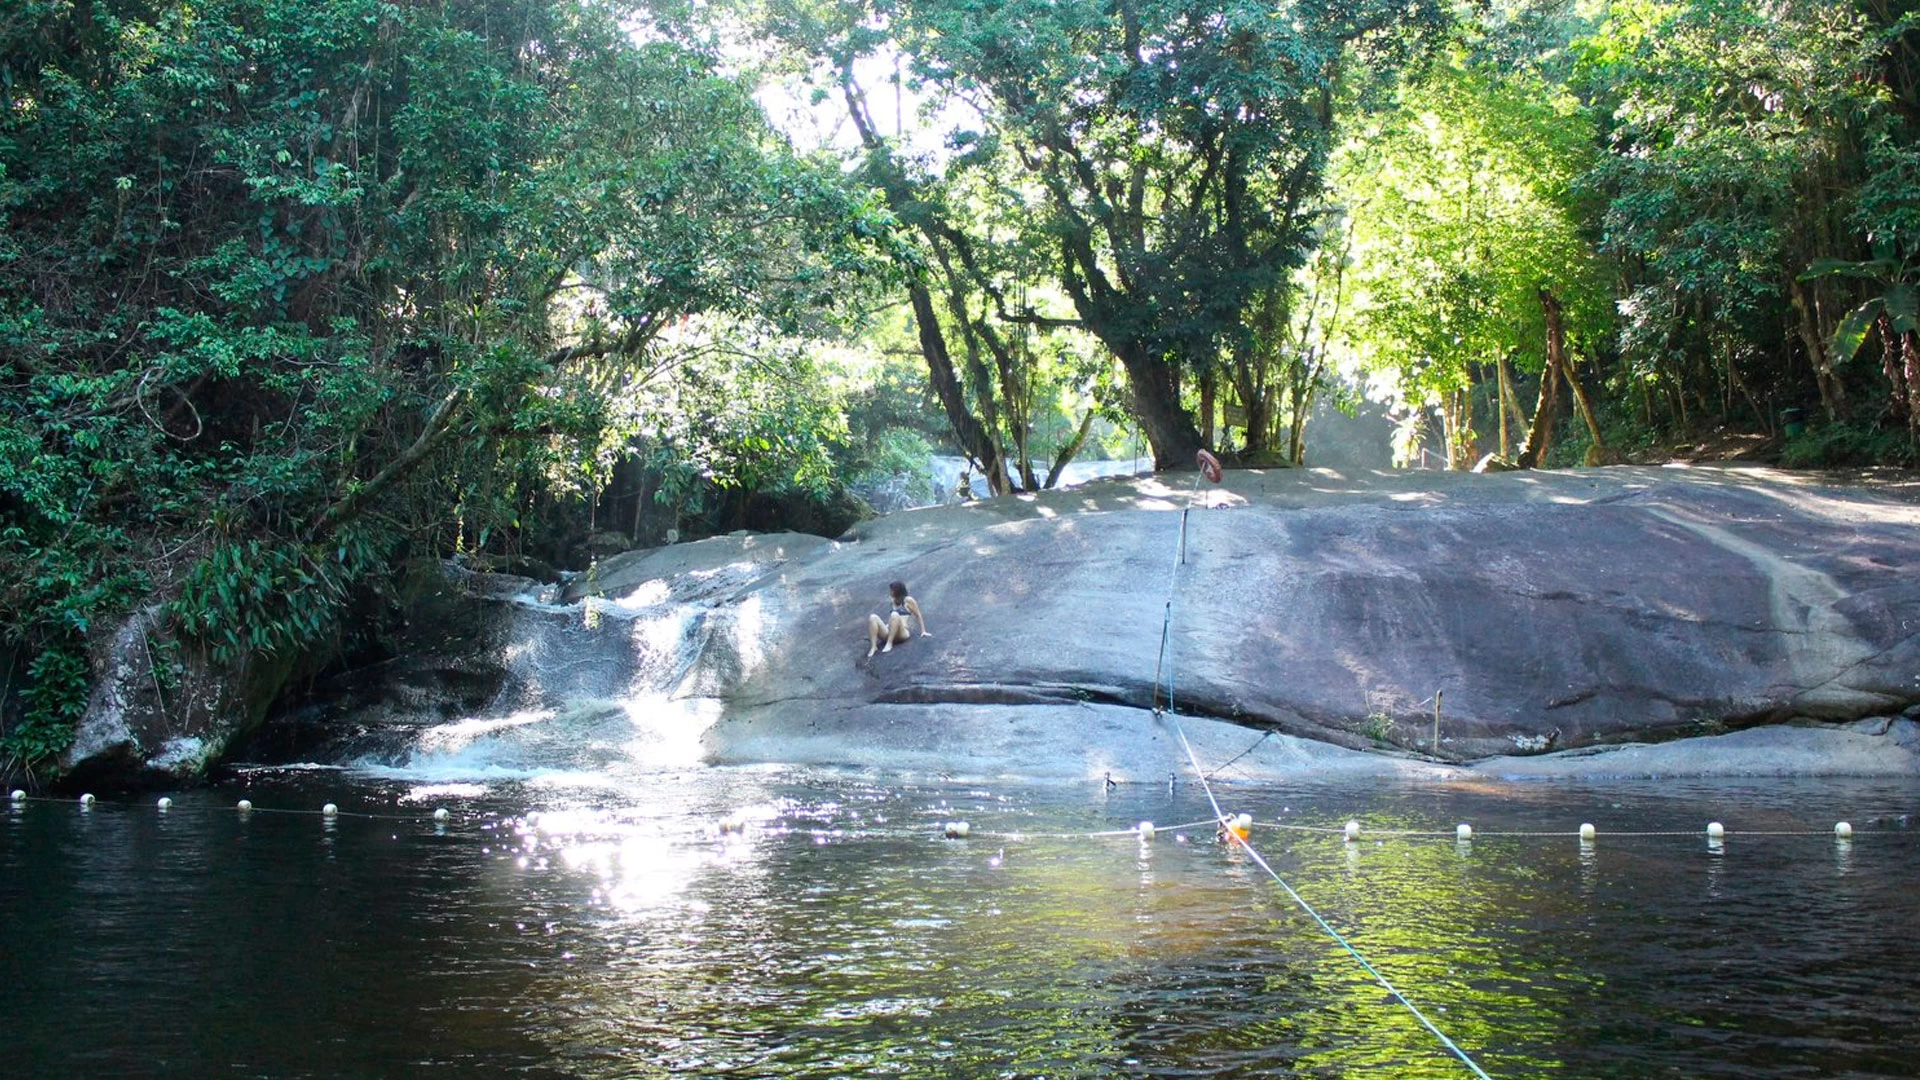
[[679, 463, 1920, 780], [62, 464, 1920, 785]]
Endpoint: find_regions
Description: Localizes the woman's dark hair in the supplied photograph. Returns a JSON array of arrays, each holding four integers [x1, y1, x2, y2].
[[889, 580, 908, 603]]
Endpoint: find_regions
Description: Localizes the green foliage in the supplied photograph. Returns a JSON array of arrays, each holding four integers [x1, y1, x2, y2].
[[1577, 0, 1897, 423], [777, 0, 1451, 466], [169, 532, 377, 666], [633, 324, 848, 498], [3, 646, 91, 768], [0, 0, 885, 761], [1780, 422, 1916, 469], [1333, 46, 1608, 405], [844, 427, 938, 510], [1319, 0, 1920, 466]]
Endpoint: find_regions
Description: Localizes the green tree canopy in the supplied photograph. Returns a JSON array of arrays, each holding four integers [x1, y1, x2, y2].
[[0, 0, 879, 766], [1333, 46, 1608, 464]]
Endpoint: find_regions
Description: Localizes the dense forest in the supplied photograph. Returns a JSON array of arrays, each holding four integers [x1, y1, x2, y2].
[[2, 0, 1916, 775]]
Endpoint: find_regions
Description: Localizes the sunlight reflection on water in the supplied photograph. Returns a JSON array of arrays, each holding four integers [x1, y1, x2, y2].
[[2, 771, 1918, 1079]]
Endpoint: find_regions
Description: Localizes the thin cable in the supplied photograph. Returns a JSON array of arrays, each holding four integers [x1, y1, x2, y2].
[[1205, 730, 1273, 780], [1251, 822, 1886, 839], [975, 818, 1223, 842], [7, 795, 451, 823], [1161, 699, 1494, 1078], [1234, 821, 1496, 1079], [1151, 466, 1495, 1080]]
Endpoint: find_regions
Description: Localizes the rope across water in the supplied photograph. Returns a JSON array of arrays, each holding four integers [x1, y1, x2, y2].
[[7, 792, 1880, 843], [1151, 455, 1498, 1080]]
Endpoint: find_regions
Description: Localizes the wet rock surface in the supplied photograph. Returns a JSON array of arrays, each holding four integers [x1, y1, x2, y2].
[[176, 465, 1920, 784], [653, 465, 1920, 778]]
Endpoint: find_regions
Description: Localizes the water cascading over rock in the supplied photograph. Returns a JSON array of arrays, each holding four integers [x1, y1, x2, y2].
[[272, 553, 780, 779]]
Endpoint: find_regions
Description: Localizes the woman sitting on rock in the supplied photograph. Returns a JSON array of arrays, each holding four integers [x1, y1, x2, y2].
[[867, 580, 930, 657]]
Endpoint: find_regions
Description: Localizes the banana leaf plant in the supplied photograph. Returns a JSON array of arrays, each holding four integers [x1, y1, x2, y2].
[[1801, 245, 1919, 436]]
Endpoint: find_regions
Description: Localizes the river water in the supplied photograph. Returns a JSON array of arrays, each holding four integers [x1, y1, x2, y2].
[[5, 762, 1918, 1079]]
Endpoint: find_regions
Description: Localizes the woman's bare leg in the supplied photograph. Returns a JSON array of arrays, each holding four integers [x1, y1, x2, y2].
[[884, 613, 911, 651], [867, 614, 886, 657]]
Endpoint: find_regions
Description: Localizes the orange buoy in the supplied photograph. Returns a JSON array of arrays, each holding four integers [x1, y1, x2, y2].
[[1196, 449, 1223, 483], [1221, 812, 1252, 843]]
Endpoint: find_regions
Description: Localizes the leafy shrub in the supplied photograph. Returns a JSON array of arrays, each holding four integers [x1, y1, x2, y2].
[[1362, 711, 1395, 744], [170, 532, 380, 667], [1780, 422, 1915, 468], [2, 647, 91, 770]]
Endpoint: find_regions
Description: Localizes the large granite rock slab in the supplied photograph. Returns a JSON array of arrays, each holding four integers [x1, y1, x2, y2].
[[208, 465, 1920, 784], [553, 465, 1920, 778]]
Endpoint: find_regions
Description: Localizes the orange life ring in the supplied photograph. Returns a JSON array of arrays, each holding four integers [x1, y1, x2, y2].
[[1195, 449, 1223, 484]]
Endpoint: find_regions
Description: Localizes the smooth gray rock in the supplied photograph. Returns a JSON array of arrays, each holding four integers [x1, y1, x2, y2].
[[579, 465, 1920, 778], [244, 465, 1920, 783], [1473, 718, 1920, 779], [59, 606, 297, 789]]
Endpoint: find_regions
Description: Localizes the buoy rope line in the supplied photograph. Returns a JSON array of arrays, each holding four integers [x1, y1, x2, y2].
[[976, 819, 1223, 840], [5, 794, 445, 822], [3, 794, 1884, 842], [1248, 822, 1885, 839], [1153, 455, 1497, 1080]]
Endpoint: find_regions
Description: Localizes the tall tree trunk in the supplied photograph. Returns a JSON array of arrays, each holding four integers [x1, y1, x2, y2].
[[1905, 329, 1920, 450], [1242, 390, 1273, 456], [1199, 372, 1216, 448], [1284, 346, 1328, 465], [1563, 353, 1612, 465], [908, 282, 1008, 495], [841, 68, 1010, 493], [1516, 289, 1570, 469], [1055, 221, 1203, 469], [1286, 377, 1310, 465], [1111, 341, 1203, 469], [1498, 353, 1529, 454], [1495, 355, 1513, 458], [1236, 286, 1284, 456], [1441, 387, 1476, 470], [1790, 279, 1848, 420], [1532, 289, 1611, 466], [1043, 410, 1096, 488], [1878, 310, 1911, 426]]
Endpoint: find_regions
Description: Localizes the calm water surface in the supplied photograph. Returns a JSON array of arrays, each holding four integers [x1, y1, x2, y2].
[[4, 769, 1918, 1079]]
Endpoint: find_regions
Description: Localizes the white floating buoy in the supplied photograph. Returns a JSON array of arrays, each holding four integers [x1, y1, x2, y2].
[[1835, 821, 1852, 838], [433, 808, 450, 822], [80, 793, 95, 805], [322, 803, 339, 817], [1137, 821, 1156, 841], [1344, 819, 1362, 842], [1456, 823, 1472, 840], [944, 821, 970, 839], [9, 789, 24, 802], [1579, 823, 1596, 841], [1234, 812, 1253, 833], [156, 797, 172, 811], [236, 799, 253, 812], [1706, 821, 1725, 839]]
